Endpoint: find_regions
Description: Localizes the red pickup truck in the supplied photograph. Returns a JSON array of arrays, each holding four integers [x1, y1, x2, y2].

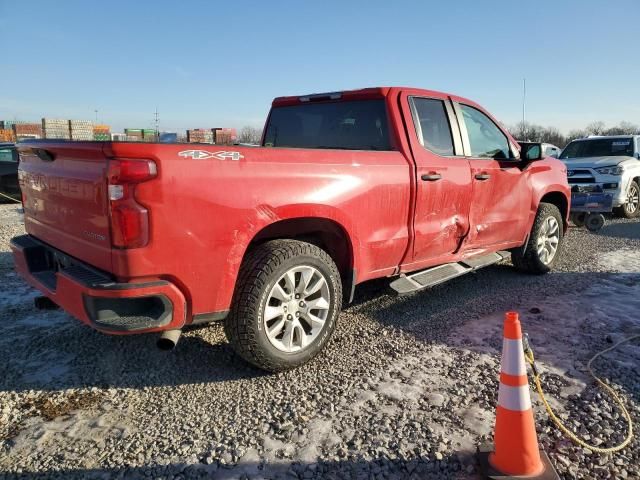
[[11, 87, 570, 371]]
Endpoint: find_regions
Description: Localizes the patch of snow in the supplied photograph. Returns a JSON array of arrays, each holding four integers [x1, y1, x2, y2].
[[598, 248, 640, 273]]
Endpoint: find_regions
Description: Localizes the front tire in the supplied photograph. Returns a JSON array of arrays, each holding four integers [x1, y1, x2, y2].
[[225, 240, 342, 372], [613, 180, 640, 219], [511, 203, 564, 274]]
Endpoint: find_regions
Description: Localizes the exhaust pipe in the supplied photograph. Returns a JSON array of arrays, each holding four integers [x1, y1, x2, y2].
[[157, 329, 182, 351]]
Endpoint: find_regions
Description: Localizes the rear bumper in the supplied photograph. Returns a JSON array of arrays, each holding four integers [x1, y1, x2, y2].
[[569, 177, 627, 207], [10, 235, 186, 334]]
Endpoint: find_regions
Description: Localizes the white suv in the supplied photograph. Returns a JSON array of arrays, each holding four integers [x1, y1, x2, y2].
[[560, 135, 640, 218]]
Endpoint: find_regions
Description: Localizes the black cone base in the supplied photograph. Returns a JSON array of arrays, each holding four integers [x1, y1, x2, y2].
[[477, 443, 560, 479]]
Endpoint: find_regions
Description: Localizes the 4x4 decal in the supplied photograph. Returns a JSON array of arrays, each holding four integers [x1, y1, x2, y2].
[[178, 150, 244, 161]]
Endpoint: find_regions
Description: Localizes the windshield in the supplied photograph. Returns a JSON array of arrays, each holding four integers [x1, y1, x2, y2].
[[263, 100, 392, 151], [560, 138, 634, 159]]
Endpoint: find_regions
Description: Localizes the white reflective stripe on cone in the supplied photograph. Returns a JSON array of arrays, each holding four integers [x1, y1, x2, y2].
[[500, 338, 526, 376], [497, 383, 532, 411]]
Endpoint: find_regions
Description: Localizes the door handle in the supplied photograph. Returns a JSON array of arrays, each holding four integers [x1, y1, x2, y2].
[[475, 173, 491, 181], [421, 173, 442, 181]]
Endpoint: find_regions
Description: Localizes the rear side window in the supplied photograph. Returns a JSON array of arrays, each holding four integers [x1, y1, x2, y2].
[[0, 148, 17, 163], [411, 98, 455, 156], [460, 104, 510, 159], [263, 100, 392, 151]]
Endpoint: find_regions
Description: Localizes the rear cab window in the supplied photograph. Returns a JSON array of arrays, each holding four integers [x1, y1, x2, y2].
[[409, 97, 456, 156], [263, 100, 392, 151]]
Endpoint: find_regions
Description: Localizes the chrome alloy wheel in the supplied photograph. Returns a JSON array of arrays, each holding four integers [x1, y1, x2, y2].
[[624, 183, 639, 215], [536, 216, 560, 265], [263, 266, 331, 353]]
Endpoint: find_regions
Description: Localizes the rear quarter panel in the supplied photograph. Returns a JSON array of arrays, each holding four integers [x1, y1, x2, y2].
[[106, 143, 412, 318]]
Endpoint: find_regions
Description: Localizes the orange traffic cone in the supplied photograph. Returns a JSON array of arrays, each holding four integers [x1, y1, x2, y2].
[[477, 311, 559, 479]]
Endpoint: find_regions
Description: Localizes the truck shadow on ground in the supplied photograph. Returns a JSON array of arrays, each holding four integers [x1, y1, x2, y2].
[[0, 327, 268, 393], [597, 220, 640, 240], [0, 455, 472, 480]]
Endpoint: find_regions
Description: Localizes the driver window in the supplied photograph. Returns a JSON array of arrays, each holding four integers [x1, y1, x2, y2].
[[460, 104, 509, 159]]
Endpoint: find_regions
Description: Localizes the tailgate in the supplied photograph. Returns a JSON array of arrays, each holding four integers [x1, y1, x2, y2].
[[18, 142, 112, 272]]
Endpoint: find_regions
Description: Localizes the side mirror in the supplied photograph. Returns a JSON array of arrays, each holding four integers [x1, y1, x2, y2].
[[518, 142, 544, 161]]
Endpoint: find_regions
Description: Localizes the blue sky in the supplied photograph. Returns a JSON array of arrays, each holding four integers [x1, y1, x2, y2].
[[1, 0, 638, 133]]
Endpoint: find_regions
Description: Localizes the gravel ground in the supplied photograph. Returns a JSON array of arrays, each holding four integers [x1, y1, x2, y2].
[[0, 203, 639, 480]]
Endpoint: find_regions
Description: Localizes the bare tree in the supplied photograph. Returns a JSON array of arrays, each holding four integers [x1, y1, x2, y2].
[[585, 121, 606, 136], [509, 122, 565, 146], [238, 126, 262, 145], [566, 129, 587, 143], [539, 127, 565, 147], [604, 121, 639, 136]]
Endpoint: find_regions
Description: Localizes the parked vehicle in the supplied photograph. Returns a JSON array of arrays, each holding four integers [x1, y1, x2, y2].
[[542, 143, 561, 158], [560, 135, 640, 218], [11, 87, 570, 371], [0, 142, 19, 201]]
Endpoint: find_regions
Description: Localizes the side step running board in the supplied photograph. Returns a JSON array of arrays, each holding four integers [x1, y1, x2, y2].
[[390, 251, 510, 295]]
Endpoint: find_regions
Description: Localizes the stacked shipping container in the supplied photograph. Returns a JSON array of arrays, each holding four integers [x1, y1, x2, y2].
[[14, 123, 43, 140], [1, 118, 239, 145], [93, 125, 111, 141], [1, 120, 27, 130], [142, 129, 157, 142], [125, 128, 143, 141], [0, 129, 15, 142], [42, 118, 71, 139], [214, 128, 237, 145], [69, 120, 94, 141], [187, 129, 214, 143]]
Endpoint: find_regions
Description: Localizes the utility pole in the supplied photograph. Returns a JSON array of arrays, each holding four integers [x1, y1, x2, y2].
[[94, 109, 98, 123], [522, 78, 526, 140], [154, 108, 160, 140]]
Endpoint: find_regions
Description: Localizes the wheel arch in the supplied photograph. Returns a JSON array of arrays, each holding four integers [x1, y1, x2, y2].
[[539, 191, 569, 232], [246, 217, 356, 303]]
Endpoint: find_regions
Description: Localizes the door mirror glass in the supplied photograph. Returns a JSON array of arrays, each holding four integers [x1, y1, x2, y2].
[[519, 142, 544, 161]]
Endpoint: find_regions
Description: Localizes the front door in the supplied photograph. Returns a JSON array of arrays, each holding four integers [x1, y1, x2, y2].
[[454, 103, 531, 250], [399, 93, 473, 271]]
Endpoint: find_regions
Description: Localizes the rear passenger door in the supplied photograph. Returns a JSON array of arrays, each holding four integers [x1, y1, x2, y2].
[[400, 93, 473, 271], [454, 102, 531, 250]]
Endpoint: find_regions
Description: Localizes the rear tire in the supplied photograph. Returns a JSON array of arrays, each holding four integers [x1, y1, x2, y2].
[[613, 180, 640, 219], [511, 203, 564, 274], [570, 212, 586, 227], [225, 239, 342, 372], [585, 213, 605, 232]]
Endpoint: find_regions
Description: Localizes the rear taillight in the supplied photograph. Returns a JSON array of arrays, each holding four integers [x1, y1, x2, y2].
[[107, 158, 157, 248]]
